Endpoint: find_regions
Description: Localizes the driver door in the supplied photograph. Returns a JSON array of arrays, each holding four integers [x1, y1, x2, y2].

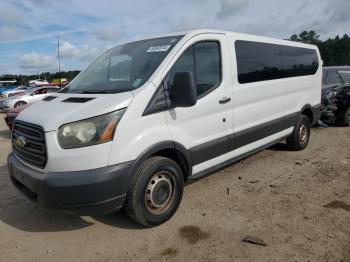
[[164, 34, 234, 174]]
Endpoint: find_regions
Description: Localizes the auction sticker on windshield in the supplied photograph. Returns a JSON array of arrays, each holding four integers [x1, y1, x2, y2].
[[147, 45, 171, 52]]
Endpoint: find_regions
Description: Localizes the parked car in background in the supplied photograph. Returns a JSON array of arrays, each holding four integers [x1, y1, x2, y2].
[[322, 66, 350, 88], [321, 67, 350, 126], [0, 80, 18, 96], [28, 79, 49, 87], [4, 104, 28, 129], [338, 70, 350, 85], [0, 86, 59, 112], [0, 86, 30, 98]]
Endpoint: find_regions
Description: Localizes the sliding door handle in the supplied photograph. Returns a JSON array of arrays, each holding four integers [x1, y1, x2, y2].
[[219, 97, 231, 104]]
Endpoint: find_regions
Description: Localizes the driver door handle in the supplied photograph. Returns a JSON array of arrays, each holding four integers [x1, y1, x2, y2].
[[219, 97, 231, 104]]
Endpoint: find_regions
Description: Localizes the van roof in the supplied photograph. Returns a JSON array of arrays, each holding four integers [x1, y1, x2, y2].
[[140, 29, 319, 49]]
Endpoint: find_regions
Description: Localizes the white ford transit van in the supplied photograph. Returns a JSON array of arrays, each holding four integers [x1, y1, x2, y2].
[[8, 30, 322, 227]]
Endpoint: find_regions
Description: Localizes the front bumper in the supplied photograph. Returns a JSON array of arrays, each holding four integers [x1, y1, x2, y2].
[[8, 153, 133, 215], [0, 105, 11, 112]]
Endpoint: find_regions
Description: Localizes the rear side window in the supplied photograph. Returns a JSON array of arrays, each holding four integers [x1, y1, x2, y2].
[[166, 41, 221, 97], [235, 40, 319, 84]]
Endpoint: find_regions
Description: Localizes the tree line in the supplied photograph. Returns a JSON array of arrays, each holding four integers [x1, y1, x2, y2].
[[289, 31, 350, 66]]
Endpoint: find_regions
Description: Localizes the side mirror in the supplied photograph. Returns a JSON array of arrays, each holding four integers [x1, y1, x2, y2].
[[171, 72, 197, 107]]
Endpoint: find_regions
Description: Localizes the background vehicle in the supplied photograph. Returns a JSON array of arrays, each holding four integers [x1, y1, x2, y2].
[[321, 67, 350, 126], [0, 86, 30, 98], [7, 30, 321, 227], [322, 66, 350, 87], [28, 79, 49, 87], [0, 86, 59, 112], [4, 104, 28, 129], [0, 80, 18, 96]]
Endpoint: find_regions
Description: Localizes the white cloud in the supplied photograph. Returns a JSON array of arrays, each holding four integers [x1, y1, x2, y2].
[[0, 2, 22, 25], [0, 64, 10, 76], [18, 52, 56, 70], [0, 25, 29, 42], [93, 26, 124, 41], [59, 41, 105, 62], [169, 16, 206, 32], [216, 0, 250, 19], [59, 41, 80, 58]]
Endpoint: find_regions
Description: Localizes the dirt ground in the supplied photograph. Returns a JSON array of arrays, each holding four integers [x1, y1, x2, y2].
[[0, 116, 349, 262]]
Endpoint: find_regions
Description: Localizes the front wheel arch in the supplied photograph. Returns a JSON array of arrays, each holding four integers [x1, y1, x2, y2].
[[14, 101, 27, 108]]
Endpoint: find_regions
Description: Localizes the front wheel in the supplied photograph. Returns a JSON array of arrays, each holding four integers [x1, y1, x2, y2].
[[125, 156, 184, 227], [286, 114, 311, 151]]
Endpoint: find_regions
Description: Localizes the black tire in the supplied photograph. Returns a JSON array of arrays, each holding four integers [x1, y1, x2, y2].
[[14, 101, 26, 108], [336, 106, 350, 127], [286, 114, 311, 151], [125, 156, 184, 227]]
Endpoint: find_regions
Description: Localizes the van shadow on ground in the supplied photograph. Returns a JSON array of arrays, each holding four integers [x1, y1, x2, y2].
[[267, 141, 290, 151], [0, 164, 141, 232]]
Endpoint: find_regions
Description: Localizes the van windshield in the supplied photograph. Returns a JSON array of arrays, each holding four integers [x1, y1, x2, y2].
[[63, 35, 183, 94]]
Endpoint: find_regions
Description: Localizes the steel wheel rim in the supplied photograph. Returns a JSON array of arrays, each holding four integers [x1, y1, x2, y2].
[[145, 171, 176, 215], [299, 123, 308, 143]]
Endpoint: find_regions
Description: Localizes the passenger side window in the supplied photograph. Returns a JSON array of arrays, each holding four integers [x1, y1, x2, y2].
[[166, 41, 221, 97], [195, 42, 221, 96], [167, 46, 194, 90]]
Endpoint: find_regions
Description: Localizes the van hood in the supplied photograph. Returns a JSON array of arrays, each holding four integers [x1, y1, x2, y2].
[[17, 92, 134, 131]]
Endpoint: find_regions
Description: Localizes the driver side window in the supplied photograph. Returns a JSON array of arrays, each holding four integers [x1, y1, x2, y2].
[[166, 41, 221, 97]]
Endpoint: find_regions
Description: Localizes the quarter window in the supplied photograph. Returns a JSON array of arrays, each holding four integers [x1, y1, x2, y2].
[[166, 41, 221, 97]]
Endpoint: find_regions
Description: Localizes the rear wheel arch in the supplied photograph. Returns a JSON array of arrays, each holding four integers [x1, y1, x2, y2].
[[300, 104, 314, 124]]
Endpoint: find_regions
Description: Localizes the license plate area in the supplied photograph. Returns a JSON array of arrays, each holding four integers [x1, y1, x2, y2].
[[10, 163, 38, 195]]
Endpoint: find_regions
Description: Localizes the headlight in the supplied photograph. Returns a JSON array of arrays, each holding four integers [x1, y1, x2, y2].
[[57, 109, 126, 149]]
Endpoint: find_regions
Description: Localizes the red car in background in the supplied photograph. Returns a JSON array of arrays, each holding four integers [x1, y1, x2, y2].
[[4, 104, 28, 129]]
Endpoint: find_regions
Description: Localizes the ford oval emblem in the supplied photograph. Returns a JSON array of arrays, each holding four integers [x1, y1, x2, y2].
[[15, 136, 27, 148]]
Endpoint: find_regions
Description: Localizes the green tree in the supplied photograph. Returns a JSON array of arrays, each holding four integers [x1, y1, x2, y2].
[[289, 30, 321, 45], [290, 31, 350, 66]]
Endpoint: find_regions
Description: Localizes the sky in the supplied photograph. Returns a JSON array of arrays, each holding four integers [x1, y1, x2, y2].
[[0, 0, 349, 75]]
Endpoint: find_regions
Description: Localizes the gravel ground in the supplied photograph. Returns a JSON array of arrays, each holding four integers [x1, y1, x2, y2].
[[0, 116, 349, 262]]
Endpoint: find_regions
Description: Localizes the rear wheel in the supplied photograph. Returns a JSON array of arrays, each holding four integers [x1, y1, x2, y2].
[[125, 156, 184, 227], [14, 101, 26, 108], [336, 106, 350, 127], [286, 114, 311, 150]]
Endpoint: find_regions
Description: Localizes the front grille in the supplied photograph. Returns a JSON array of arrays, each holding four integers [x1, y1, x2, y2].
[[12, 121, 47, 168]]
